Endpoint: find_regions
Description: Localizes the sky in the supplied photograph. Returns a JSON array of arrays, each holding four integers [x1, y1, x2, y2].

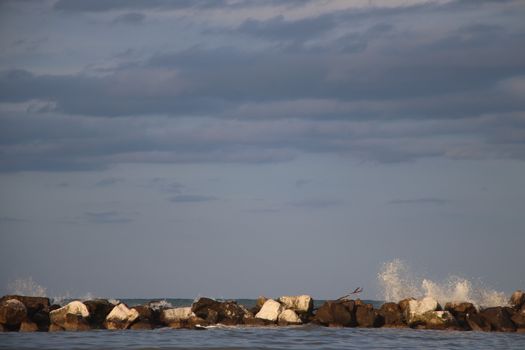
[[0, 0, 525, 300]]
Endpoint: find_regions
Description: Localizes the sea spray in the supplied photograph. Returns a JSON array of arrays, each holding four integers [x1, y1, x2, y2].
[[7, 277, 47, 297], [377, 259, 508, 308]]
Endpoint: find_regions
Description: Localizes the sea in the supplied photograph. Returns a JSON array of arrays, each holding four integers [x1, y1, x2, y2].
[[1, 298, 525, 350]]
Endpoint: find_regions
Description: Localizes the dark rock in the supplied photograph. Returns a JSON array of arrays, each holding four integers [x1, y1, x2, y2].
[[49, 323, 65, 332], [379, 302, 405, 327], [479, 307, 516, 332], [445, 302, 477, 330], [313, 300, 356, 327], [84, 299, 114, 329], [0, 295, 50, 318], [356, 304, 382, 328], [244, 316, 271, 327], [511, 308, 525, 331], [467, 313, 491, 332], [0, 323, 4, 332], [130, 321, 153, 330], [510, 290, 525, 310], [0, 298, 27, 329], [191, 298, 246, 325], [31, 310, 50, 331]]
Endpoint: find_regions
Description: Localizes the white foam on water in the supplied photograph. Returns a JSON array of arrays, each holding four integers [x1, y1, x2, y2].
[[6, 277, 47, 297], [377, 259, 508, 308]]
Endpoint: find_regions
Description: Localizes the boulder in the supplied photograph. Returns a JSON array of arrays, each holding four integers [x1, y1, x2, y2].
[[130, 321, 153, 330], [510, 307, 525, 331], [0, 323, 4, 332], [19, 320, 39, 332], [355, 304, 382, 328], [105, 303, 139, 330], [84, 299, 114, 329], [398, 298, 415, 315], [278, 295, 313, 314], [31, 310, 50, 331], [0, 295, 50, 318], [161, 307, 194, 326], [510, 290, 525, 310], [244, 316, 270, 327], [405, 297, 440, 325], [411, 311, 458, 330], [64, 313, 90, 331], [467, 313, 491, 332], [0, 299, 27, 330], [191, 298, 246, 325], [49, 301, 90, 330], [378, 302, 405, 327], [255, 299, 284, 322], [478, 307, 516, 332], [445, 302, 477, 330], [313, 300, 356, 327], [48, 323, 65, 332], [133, 304, 161, 328], [278, 309, 302, 325]]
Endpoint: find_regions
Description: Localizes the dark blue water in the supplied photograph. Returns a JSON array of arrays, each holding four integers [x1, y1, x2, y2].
[[1, 298, 524, 349]]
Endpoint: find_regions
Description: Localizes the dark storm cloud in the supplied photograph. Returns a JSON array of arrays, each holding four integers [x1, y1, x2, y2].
[[170, 194, 218, 203]]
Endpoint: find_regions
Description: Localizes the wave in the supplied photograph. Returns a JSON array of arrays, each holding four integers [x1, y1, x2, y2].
[[377, 259, 508, 308], [6, 277, 47, 297]]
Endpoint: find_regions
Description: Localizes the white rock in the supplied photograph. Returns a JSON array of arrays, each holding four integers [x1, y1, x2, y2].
[[406, 297, 439, 324], [411, 310, 457, 329], [49, 301, 89, 328], [255, 299, 284, 322], [278, 309, 302, 324], [105, 303, 139, 330], [278, 295, 313, 314], [161, 307, 194, 323]]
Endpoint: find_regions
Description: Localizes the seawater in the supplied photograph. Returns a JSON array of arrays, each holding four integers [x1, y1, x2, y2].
[[2, 324, 524, 350]]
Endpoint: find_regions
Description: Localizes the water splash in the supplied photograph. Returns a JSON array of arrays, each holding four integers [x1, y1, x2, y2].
[[7, 277, 47, 297], [378, 259, 508, 308]]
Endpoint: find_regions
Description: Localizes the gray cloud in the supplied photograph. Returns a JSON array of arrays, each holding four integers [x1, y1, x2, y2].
[[289, 198, 344, 209], [95, 177, 124, 187], [84, 211, 134, 223], [388, 198, 451, 205], [170, 194, 218, 203], [112, 12, 146, 25]]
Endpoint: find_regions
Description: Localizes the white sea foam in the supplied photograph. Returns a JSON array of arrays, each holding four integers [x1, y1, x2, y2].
[[7, 277, 47, 297], [377, 259, 508, 308]]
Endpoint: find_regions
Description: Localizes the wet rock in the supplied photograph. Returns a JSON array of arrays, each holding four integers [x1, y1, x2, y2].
[[467, 313, 491, 332], [510, 290, 525, 310], [379, 302, 405, 327], [130, 321, 153, 330], [356, 304, 382, 328], [478, 307, 516, 332], [278, 295, 313, 315], [0, 323, 4, 332], [19, 320, 39, 332], [398, 298, 415, 315], [0, 299, 27, 329], [255, 299, 284, 322], [405, 297, 440, 325], [48, 323, 65, 332], [313, 300, 356, 327], [84, 299, 113, 329], [133, 304, 161, 328], [510, 307, 525, 331], [412, 311, 458, 330], [445, 302, 477, 330], [64, 313, 91, 331], [49, 301, 90, 330], [0, 296, 50, 318], [191, 298, 246, 325], [278, 309, 302, 325], [105, 303, 139, 330], [31, 310, 50, 331], [244, 316, 270, 327]]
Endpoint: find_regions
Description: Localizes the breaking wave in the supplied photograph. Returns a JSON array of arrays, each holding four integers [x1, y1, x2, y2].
[[7, 277, 47, 297], [377, 259, 508, 308]]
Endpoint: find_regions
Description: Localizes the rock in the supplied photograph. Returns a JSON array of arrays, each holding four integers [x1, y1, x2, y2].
[[445, 302, 477, 330], [48, 323, 65, 332], [256, 296, 267, 309], [64, 313, 91, 331], [478, 307, 516, 332], [0, 299, 27, 329], [398, 298, 415, 314], [412, 311, 458, 330], [467, 313, 491, 331], [255, 299, 284, 322], [510, 290, 525, 310], [405, 297, 439, 325], [161, 307, 193, 326], [278, 309, 302, 325], [19, 320, 39, 332], [49, 301, 90, 330], [244, 316, 270, 327], [355, 304, 382, 328], [0, 323, 4, 332], [378, 302, 405, 327], [31, 310, 50, 331], [133, 305, 161, 328], [84, 299, 114, 329], [278, 295, 313, 315], [105, 303, 139, 330], [511, 307, 525, 331], [130, 321, 153, 330], [191, 298, 246, 325], [0, 296, 50, 318], [313, 300, 356, 327]]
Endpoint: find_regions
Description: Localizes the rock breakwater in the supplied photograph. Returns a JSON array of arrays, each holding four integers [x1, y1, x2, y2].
[[1, 291, 524, 333]]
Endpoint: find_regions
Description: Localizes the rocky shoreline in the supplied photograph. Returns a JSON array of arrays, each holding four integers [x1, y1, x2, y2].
[[1, 291, 524, 333]]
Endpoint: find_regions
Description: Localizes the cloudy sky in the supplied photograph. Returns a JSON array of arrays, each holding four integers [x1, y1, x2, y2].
[[1, 0, 524, 299]]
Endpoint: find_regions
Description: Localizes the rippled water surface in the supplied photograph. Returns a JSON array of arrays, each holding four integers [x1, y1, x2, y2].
[[2, 326, 525, 350]]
